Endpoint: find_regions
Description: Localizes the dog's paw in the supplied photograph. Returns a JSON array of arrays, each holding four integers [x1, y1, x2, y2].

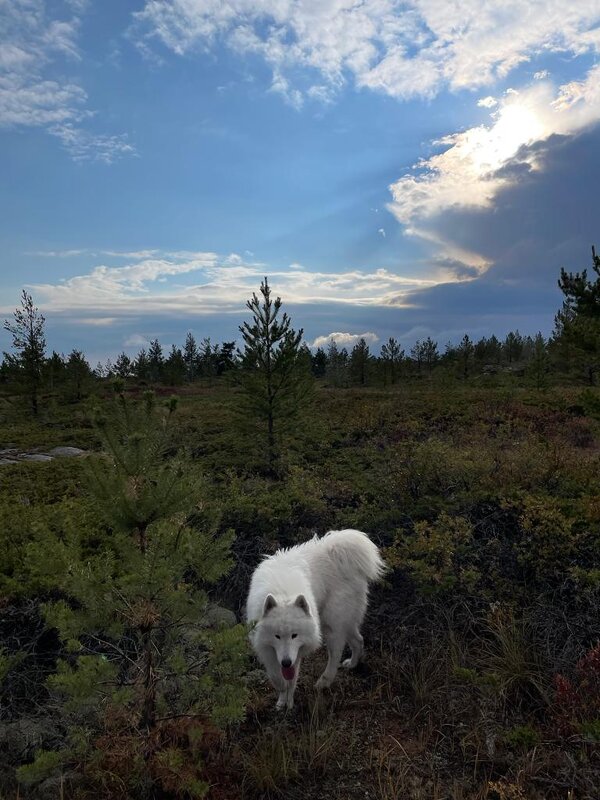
[[315, 674, 333, 690]]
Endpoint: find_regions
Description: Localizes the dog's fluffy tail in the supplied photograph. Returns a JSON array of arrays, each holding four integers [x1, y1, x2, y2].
[[323, 529, 385, 582]]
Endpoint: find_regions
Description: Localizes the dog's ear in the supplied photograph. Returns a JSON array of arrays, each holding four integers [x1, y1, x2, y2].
[[295, 594, 310, 615], [263, 594, 277, 615]]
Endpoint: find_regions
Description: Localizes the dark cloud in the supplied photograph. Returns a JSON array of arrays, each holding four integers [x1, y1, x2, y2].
[[431, 126, 600, 283], [399, 124, 600, 337]]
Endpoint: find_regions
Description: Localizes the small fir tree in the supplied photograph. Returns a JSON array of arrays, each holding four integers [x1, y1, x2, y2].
[[135, 347, 150, 381], [236, 277, 313, 473], [3, 290, 46, 414], [311, 346, 327, 378], [21, 391, 247, 798], [421, 337, 439, 373], [164, 344, 187, 385], [350, 338, 371, 386], [410, 339, 423, 374], [216, 341, 236, 375], [380, 337, 403, 385], [183, 332, 199, 382], [325, 340, 349, 387], [114, 351, 132, 379], [457, 334, 474, 380], [65, 349, 92, 400], [555, 245, 600, 384], [148, 339, 164, 383], [527, 332, 549, 389]]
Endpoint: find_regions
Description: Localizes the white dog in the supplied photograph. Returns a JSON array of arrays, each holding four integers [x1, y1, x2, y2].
[[246, 529, 385, 709]]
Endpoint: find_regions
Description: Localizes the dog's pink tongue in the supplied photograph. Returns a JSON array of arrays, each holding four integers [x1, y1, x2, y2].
[[281, 665, 295, 681]]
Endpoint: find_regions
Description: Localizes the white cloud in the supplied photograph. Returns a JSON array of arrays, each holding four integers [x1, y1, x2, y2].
[[477, 96, 498, 108], [0, 0, 135, 161], [25, 248, 88, 257], [49, 124, 137, 164], [68, 317, 119, 326], [124, 333, 151, 347], [15, 249, 461, 319], [311, 331, 379, 350], [378, 228, 386, 237], [133, 0, 600, 103]]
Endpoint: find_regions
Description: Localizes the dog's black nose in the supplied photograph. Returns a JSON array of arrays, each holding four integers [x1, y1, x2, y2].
[[281, 658, 292, 668]]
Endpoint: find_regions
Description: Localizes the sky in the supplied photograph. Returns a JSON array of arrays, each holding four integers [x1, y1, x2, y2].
[[1, 0, 600, 364]]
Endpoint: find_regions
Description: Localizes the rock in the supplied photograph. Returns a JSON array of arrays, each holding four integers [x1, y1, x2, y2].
[[0, 458, 19, 465], [0, 448, 18, 456], [20, 454, 53, 462], [203, 604, 237, 628], [0, 716, 62, 760], [47, 447, 86, 458]]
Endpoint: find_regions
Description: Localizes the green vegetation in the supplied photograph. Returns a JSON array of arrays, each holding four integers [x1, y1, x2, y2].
[[2, 257, 600, 798]]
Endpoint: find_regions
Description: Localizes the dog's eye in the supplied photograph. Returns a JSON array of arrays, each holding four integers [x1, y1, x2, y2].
[[275, 635, 280, 639], [291, 633, 298, 639]]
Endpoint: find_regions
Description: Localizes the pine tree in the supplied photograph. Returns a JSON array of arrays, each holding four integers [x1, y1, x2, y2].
[[380, 337, 403, 385], [216, 341, 236, 375], [555, 245, 600, 384], [164, 344, 187, 385], [311, 347, 327, 378], [504, 330, 524, 364], [350, 338, 370, 386], [183, 332, 199, 382], [236, 277, 313, 473], [135, 348, 150, 381], [199, 338, 217, 383], [421, 337, 439, 373], [114, 351, 132, 379], [65, 349, 92, 400], [410, 339, 423, 374], [457, 334, 474, 380], [3, 290, 46, 414], [148, 339, 164, 383], [44, 351, 66, 393], [325, 340, 348, 387], [528, 332, 549, 389], [22, 391, 247, 797]]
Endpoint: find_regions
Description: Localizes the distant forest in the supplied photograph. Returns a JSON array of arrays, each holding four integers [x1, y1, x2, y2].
[[3, 246, 600, 405]]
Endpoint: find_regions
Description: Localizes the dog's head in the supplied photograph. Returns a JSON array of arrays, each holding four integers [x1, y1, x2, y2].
[[254, 594, 321, 679]]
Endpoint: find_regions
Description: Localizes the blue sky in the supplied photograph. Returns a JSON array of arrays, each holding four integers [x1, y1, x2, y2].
[[1, 0, 600, 363]]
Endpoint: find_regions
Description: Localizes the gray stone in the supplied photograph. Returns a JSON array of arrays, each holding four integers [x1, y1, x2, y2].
[[203, 604, 237, 628], [0, 448, 18, 456], [20, 454, 54, 462], [0, 716, 62, 760], [47, 447, 86, 458], [0, 458, 19, 465]]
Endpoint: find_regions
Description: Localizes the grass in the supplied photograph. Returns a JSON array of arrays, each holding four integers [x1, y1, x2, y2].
[[2, 379, 600, 798]]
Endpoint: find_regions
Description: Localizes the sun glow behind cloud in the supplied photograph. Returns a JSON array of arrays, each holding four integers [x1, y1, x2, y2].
[[388, 66, 600, 270]]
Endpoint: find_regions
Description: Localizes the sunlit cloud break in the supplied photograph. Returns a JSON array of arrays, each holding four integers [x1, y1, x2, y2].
[[389, 66, 600, 230]]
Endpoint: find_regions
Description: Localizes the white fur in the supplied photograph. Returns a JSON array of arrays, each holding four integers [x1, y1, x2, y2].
[[246, 529, 385, 709]]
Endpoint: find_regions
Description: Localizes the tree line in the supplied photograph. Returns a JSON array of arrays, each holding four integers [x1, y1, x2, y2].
[[4, 246, 600, 418]]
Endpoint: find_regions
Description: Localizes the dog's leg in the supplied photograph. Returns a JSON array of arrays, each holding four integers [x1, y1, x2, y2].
[[316, 631, 345, 690], [342, 628, 364, 669], [260, 649, 287, 709], [284, 657, 302, 709]]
